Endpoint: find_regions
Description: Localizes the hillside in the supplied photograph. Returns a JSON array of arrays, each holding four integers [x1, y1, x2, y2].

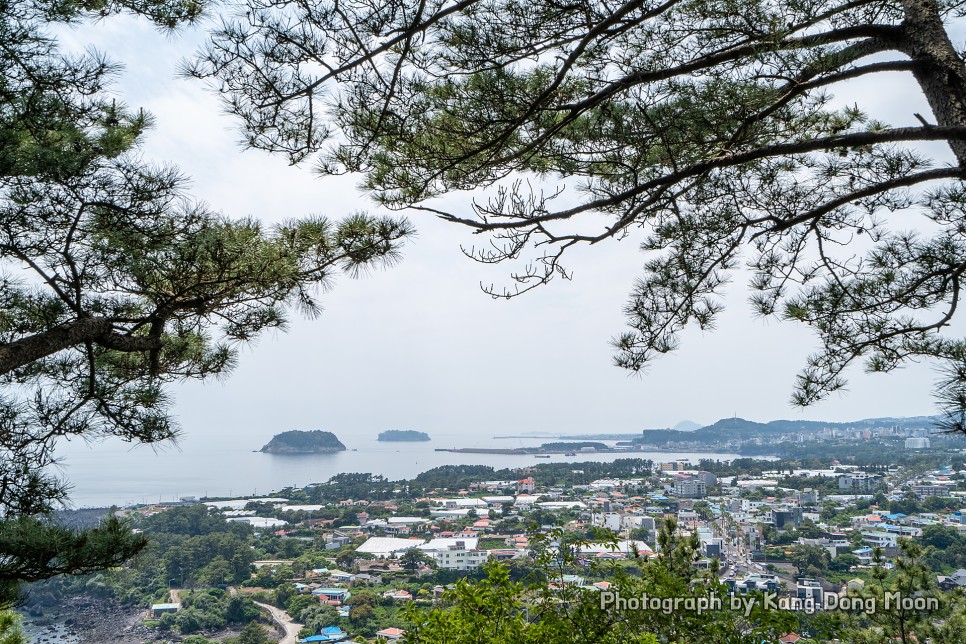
[[634, 415, 940, 446], [260, 430, 346, 453]]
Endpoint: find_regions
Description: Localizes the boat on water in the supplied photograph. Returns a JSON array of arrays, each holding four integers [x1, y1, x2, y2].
[[534, 454, 551, 458], [565, 451, 576, 456]]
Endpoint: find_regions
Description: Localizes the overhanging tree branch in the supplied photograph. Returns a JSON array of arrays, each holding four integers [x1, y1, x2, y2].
[[191, 0, 966, 424]]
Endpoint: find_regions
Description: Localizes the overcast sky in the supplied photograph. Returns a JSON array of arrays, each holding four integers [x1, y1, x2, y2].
[[54, 13, 958, 451]]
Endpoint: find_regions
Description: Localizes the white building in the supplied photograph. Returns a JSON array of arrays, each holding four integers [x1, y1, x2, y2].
[[481, 496, 516, 506], [385, 517, 430, 533], [913, 484, 949, 498], [429, 509, 473, 518], [423, 540, 489, 571], [517, 477, 536, 494], [356, 537, 425, 558], [861, 530, 899, 548], [537, 500, 586, 510], [620, 515, 655, 532], [838, 473, 882, 492], [387, 517, 430, 526], [434, 498, 489, 508], [279, 504, 326, 512], [674, 477, 707, 498], [420, 537, 479, 551], [225, 517, 288, 529], [677, 509, 700, 529], [592, 512, 622, 532]]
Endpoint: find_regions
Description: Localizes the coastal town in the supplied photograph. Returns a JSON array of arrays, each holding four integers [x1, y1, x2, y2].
[[28, 428, 966, 644], [11, 0, 966, 642]]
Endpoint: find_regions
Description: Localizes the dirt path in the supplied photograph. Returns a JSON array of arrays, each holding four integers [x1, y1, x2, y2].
[[253, 599, 302, 644]]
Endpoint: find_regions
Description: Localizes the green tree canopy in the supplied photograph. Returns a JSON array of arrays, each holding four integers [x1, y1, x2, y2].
[[0, 0, 412, 605], [402, 521, 796, 643], [0, 609, 25, 644], [225, 622, 274, 644], [401, 546, 431, 572], [194, 0, 966, 423]]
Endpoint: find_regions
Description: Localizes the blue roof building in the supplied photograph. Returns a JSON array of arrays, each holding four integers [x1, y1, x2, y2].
[[300, 626, 348, 642]]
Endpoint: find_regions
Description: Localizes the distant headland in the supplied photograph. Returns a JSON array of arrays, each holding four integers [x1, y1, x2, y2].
[[378, 430, 430, 442], [260, 430, 346, 454]]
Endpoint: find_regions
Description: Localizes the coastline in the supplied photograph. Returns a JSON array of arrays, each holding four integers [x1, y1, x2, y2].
[[433, 446, 748, 455], [21, 596, 255, 644], [57, 434, 746, 508], [22, 597, 149, 644]]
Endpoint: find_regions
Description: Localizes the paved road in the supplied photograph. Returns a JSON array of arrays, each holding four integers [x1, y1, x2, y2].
[[253, 599, 302, 644]]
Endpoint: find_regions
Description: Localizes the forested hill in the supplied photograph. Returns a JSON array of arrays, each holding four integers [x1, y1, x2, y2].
[[633, 416, 939, 445], [260, 430, 346, 453], [378, 430, 430, 441]]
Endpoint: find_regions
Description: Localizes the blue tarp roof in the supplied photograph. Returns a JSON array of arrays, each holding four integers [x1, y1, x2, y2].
[[301, 629, 347, 643]]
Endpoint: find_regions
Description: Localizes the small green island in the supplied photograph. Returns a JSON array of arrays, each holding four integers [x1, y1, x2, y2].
[[377, 429, 431, 442], [259, 430, 346, 453]]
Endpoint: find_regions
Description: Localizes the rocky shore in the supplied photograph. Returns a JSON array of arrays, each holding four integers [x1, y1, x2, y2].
[[22, 596, 256, 643], [23, 597, 150, 643]]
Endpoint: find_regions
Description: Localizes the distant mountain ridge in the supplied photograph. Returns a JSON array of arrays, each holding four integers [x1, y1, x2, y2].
[[634, 415, 939, 445], [673, 420, 702, 432]]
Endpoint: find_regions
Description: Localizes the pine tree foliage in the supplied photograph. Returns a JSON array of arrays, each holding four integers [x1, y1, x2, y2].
[[193, 0, 966, 421], [839, 541, 956, 643], [0, 0, 413, 601], [0, 516, 147, 607], [0, 610, 24, 644]]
